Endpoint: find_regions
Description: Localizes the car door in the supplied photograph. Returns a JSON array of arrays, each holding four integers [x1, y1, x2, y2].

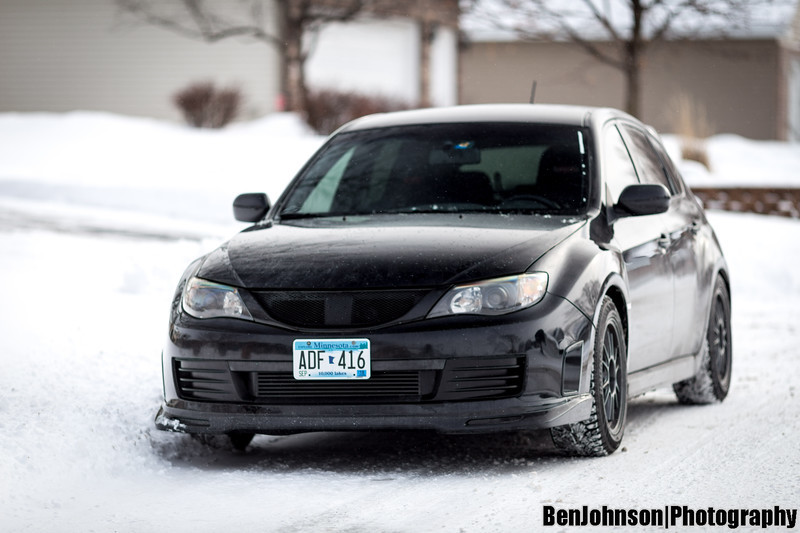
[[602, 123, 675, 373], [619, 123, 704, 363], [647, 134, 707, 358]]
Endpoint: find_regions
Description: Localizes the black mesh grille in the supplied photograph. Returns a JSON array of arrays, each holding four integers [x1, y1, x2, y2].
[[174, 360, 238, 402], [259, 292, 326, 326], [252, 371, 425, 403], [248, 356, 524, 404], [175, 356, 525, 405], [437, 356, 525, 401], [252, 290, 428, 328]]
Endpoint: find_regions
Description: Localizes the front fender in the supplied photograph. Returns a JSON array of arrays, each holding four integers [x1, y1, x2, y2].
[[532, 224, 628, 328]]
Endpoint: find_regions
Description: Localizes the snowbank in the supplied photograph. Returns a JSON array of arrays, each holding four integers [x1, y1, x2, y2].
[[662, 134, 800, 188], [0, 111, 325, 226]]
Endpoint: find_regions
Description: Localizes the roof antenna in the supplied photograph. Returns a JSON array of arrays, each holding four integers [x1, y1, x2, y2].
[[529, 81, 537, 104]]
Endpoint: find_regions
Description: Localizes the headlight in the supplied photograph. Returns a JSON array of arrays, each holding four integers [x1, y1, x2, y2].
[[181, 277, 253, 320], [428, 273, 548, 317]]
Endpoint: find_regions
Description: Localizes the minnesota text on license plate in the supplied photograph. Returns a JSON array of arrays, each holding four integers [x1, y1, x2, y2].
[[293, 339, 371, 379]]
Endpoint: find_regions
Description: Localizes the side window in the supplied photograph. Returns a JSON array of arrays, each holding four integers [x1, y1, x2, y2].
[[603, 125, 639, 204], [620, 125, 677, 194], [648, 136, 686, 195]]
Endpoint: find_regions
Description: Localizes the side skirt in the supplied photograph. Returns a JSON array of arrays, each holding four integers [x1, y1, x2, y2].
[[627, 354, 696, 398]]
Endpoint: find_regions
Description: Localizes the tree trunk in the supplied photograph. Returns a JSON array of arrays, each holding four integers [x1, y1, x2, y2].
[[624, 0, 644, 117], [280, 0, 308, 114], [284, 26, 307, 113], [419, 19, 434, 108], [624, 43, 641, 117]]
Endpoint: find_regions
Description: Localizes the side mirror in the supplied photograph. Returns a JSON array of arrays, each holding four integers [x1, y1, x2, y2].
[[233, 193, 270, 222], [614, 184, 670, 218]]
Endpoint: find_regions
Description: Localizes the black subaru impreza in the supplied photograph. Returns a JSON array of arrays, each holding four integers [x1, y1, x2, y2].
[[156, 104, 731, 456]]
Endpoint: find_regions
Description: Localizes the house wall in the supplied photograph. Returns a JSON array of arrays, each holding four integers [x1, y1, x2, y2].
[[0, 0, 281, 121], [430, 25, 459, 107], [305, 18, 421, 104], [461, 41, 626, 109], [788, 53, 800, 141], [646, 40, 781, 140], [305, 18, 458, 107], [0, 0, 460, 121], [461, 39, 783, 140]]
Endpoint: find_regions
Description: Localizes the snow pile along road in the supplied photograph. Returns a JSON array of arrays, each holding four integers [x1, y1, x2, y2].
[[662, 133, 800, 188], [0, 112, 798, 532]]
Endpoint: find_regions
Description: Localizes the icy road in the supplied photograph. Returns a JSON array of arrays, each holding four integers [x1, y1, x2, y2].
[[0, 206, 797, 533]]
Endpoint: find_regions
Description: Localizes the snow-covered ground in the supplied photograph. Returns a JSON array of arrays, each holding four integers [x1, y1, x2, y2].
[[0, 112, 798, 532]]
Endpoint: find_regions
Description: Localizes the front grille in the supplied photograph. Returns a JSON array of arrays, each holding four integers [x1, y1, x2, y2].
[[247, 356, 524, 404], [251, 371, 428, 403], [174, 356, 525, 405], [174, 359, 238, 402], [251, 290, 428, 328], [437, 356, 525, 401]]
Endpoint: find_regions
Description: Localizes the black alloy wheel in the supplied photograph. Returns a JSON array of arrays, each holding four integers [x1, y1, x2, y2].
[[709, 288, 732, 393], [674, 277, 732, 403], [551, 296, 628, 456], [600, 315, 625, 437]]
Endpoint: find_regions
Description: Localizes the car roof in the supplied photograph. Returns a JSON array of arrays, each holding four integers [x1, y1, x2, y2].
[[336, 103, 635, 133]]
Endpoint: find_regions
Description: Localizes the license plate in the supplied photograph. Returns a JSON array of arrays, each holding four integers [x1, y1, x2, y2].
[[292, 339, 371, 380]]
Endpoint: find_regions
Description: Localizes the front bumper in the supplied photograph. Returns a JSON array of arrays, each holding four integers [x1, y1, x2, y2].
[[155, 393, 593, 435], [157, 292, 595, 435]]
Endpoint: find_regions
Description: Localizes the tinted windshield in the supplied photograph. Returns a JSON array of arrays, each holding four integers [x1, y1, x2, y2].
[[279, 123, 590, 218]]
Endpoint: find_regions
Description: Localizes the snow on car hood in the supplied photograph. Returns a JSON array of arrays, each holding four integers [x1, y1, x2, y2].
[[197, 215, 586, 290]]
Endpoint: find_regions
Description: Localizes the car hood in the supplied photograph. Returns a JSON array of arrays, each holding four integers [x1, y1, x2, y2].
[[197, 215, 586, 290]]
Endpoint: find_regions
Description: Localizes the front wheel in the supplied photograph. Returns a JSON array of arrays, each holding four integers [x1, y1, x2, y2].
[[551, 296, 628, 456]]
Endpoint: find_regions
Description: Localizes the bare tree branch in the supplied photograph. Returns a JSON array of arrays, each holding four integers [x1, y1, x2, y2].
[[463, 0, 793, 116], [579, 0, 622, 42], [117, 0, 284, 46], [555, 21, 626, 70], [116, 0, 376, 113]]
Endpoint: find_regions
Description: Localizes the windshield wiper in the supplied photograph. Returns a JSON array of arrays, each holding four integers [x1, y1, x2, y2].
[[278, 211, 352, 220], [279, 207, 458, 219]]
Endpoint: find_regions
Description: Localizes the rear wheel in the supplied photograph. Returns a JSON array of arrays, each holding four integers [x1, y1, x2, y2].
[[673, 277, 732, 404], [551, 296, 627, 456]]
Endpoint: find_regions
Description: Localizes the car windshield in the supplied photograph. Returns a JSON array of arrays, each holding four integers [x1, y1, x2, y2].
[[279, 122, 591, 218]]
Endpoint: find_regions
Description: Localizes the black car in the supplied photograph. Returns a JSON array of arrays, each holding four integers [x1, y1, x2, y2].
[[155, 104, 731, 456]]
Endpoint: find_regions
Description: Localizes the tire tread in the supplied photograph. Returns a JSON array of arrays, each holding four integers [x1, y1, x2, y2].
[[550, 297, 626, 457]]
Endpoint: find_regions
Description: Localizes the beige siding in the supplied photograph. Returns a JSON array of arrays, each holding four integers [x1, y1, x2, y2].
[[462, 39, 783, 140], [460, 41, 626, 109], [645, 40, 780, 140], [0, 0, 280, 121], [790, 5, 800, 43]]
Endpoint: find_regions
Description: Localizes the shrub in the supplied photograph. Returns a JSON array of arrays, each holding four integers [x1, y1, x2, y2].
[[173, 81, 242, 129], [305, 89, 413, 134]]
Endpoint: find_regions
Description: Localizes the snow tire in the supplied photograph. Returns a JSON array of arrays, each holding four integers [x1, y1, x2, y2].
[[551, 296, 628, 457], [673, 277, 732, 404]]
